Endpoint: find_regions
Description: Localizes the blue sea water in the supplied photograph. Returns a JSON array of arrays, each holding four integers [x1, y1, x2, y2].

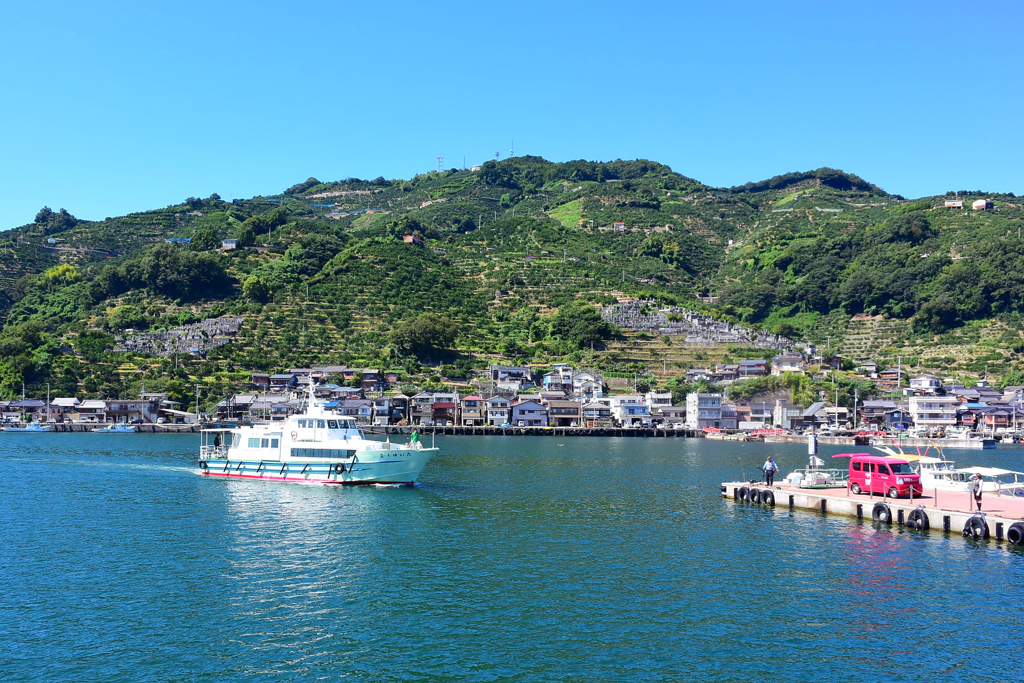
[[1, 433, 1022, 682]]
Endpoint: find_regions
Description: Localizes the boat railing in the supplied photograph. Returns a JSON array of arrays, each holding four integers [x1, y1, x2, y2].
[[200, 445, 229, 460]]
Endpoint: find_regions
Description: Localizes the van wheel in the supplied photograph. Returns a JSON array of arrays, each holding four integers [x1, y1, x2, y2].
[[851, 483, 862, 495], [887, 487, 900, 499]]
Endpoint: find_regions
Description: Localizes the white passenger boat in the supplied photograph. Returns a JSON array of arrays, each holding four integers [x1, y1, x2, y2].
[[92, 424, 137, 433], [198, 383, 437, 485], [875, 444, 1024, 494]]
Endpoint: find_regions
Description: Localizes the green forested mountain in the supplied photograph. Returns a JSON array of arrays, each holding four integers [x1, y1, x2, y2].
[[1, 156, 1022, 404]]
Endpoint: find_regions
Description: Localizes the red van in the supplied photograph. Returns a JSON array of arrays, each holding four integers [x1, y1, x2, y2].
[[843, 453, 923, 498]]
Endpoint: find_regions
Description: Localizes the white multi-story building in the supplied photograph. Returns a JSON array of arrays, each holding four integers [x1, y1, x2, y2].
[[645, 391, 673, 410], [909, 395, 958, 429], [686, 393, 722, 429], [609, 395, 650, 427]]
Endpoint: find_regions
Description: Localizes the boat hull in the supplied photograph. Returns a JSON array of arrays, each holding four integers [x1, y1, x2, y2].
[[198, 451, 435, 486]]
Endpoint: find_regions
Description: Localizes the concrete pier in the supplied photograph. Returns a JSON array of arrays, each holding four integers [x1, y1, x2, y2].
[[721, 480, 1024, 544]]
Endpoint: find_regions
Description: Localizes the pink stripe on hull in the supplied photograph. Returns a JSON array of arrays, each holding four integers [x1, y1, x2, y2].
[[200, 471, 414, 485]]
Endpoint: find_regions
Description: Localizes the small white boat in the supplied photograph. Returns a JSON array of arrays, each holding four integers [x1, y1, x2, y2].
[[4, 422, 53, 433], [198, 381, 438, 485], [783, 454, 848, 488], [92, 424, 137, 433]]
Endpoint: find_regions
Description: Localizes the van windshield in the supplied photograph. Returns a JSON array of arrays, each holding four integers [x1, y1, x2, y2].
[[889, 462, 914, 474]]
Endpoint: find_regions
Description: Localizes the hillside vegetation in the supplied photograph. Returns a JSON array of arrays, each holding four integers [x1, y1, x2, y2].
[[1, 157, 1022, 407]]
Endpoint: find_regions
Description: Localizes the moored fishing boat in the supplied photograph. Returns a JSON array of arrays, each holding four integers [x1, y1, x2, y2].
[[92, 424, 137, 433], [4, 422, 53, 433], [198, 382, 437, 485]]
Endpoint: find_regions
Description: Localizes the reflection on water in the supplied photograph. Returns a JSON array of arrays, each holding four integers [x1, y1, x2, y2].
[[1, 434, 1023, 681]]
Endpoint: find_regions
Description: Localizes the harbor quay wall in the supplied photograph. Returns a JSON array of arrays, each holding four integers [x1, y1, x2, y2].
[[11, 424, 203, 433], [721, 481, 1024, 544]]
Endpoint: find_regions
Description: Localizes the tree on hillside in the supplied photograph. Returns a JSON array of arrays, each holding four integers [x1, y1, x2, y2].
[[549, 303, 613, 349], [392, 313, 458, 356], [34, 206, 79, 234], [242, 275, 270, 302], [189, 228, 220, 252]]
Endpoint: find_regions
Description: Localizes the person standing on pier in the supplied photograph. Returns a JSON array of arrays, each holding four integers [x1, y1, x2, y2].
[[972, 472, 984, 512], [762, 456, 779, 486]]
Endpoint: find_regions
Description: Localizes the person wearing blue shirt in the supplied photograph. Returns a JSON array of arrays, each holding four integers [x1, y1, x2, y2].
[[762, 456, 779, 486]]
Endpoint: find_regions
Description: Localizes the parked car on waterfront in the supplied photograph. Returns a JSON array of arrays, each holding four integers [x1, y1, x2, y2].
[[843, 453, 922, 498]]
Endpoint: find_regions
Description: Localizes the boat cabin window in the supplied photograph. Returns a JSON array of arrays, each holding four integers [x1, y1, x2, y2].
[[328, 420, 338, 429], [247, 437, 280, 449], [291, 448, 357, 458]]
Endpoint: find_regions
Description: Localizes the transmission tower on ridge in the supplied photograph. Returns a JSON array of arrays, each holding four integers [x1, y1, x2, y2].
[[495, 151, 500, 162], [436, 153, 444, 173], [510, 137, 515, 158]]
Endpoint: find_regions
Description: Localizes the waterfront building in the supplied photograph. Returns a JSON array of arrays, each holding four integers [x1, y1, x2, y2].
[[547, 399, 582, 427], [460, 395, 485, 426], [772, 400, 804, 430], [582, 401, 613, 427], [720, 403, 738, 430], [860, 400, 898, 428], [909, 395, 958, 430], [511, 399, 548, 427], [685, 393, 722, 429], [485, 396, 511, 426], [654, 405, 686, 425], [371, 397, 393, 425], [609, 396, 650, 427], [410, 392, 434, 425]]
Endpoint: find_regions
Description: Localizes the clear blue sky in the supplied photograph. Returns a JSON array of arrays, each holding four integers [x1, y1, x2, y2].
[[2, 0, 1021, 230]]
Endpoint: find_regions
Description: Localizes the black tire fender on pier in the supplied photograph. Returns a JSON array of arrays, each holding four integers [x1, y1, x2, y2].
[[748, 488, 762, 504], [1006, 522, 1024, 546], [872, 502, 892, 524], [906, 508, 929, 530], [761, 490, 775, 506], [334, 463, 346, 475], [736, 486, 749, 502], [199, 461, 208, 471], [962, 515, 989, 540]]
